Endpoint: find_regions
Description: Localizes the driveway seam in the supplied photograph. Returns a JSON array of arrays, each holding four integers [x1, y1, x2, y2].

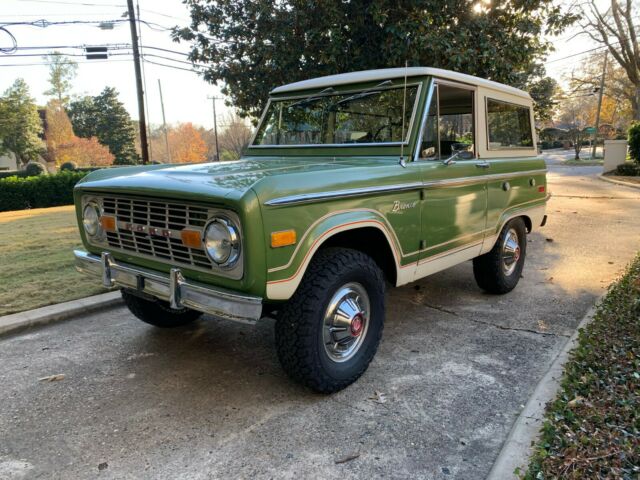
[[421, 302, 568, 338]]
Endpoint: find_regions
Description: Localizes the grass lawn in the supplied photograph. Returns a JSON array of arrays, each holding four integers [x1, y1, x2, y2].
[[564, 158, 604, 166], [523, 254, 640, 479], [0, 205, 106, 316]]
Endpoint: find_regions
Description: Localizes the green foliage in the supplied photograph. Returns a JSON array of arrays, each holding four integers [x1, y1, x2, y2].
[[24, 162, 46, 176], [0, 78, 44, 165], [0, 170, 28, 179], [174, 0, 576, 118], [0, 171, 88, 212], [60, 161, 78, 171], [628, 121, 640, 164], [527, 76, 559, 123], [616, 162, 640, 176], [67, 87, 139, 165], [42, 51, 77, 106], [524, 254, 640, 479]]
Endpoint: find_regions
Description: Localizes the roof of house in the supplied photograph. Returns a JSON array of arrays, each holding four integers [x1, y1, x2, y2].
[[271, 67, 531, 99]]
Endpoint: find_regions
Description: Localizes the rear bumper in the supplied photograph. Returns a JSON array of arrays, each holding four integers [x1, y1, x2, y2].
[[74, 250, 263, 324]]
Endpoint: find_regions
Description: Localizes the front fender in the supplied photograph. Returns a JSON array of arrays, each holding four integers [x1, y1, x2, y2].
[[265, 208, 402, 300]]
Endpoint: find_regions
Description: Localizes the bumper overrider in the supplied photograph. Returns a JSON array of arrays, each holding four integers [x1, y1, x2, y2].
[[74, 250, 263, 324]]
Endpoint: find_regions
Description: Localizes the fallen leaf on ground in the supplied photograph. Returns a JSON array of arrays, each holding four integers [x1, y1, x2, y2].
[[38, 374, 65, 382], [369, 391, 387, 404], [335, 452, 360, 464], [126, 352, 156, 361], [567, 396, 584, 408], [98, 462, 108, 471]]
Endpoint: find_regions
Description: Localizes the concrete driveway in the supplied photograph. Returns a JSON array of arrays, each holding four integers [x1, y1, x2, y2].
[[1, 163, 639, 479]]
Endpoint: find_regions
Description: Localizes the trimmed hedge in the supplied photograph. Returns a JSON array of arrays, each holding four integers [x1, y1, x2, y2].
[[0, 171, 89, 212], [616, 163, 640, 176], [0, 170, 29, 179], [629, 121, 640, 164]]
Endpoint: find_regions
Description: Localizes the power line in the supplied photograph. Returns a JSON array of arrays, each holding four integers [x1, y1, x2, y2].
[[0, 58, 132, 66], [142, 57, 200, 73], [16, 0, 126, 6], [0, 26, 17, 54], [14, 0, 191, 22]]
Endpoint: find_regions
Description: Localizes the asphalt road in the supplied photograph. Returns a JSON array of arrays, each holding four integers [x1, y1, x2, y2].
[[2, 162, 640, 480]]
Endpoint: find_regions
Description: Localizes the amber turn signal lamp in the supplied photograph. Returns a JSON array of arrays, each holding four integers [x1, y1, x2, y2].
[[99, 215, 116, 232], [271, 230, 297, 248], [181, 229, 202, 248]]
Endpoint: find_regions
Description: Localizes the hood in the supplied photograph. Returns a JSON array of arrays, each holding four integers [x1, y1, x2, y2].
[[75, 157, 365, 203]]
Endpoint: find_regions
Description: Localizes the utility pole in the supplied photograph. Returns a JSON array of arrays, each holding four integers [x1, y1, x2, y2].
[[207, 96, 222, 161], [591, 51, 608, 161], [158, 79, 171, 163], [127, 0, 149, 164]]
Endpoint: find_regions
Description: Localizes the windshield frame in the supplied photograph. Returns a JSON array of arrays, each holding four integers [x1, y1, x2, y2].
[[249, 81, 423, 149]]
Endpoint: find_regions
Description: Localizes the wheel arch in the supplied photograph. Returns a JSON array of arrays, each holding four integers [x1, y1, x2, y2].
[[265, 211, 401, 300]]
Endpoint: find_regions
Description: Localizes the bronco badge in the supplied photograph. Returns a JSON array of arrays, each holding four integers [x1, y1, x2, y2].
[[391, 200, 418, 213]]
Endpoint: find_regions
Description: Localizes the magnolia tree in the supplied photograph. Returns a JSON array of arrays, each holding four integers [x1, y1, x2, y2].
[[174, 0, 575, 121]]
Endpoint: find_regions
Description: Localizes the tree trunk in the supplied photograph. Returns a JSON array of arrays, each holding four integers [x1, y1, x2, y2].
[[635, 85, 640, 121]]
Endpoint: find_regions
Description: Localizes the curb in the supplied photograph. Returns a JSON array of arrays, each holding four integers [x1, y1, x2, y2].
[[598, 173, 640, 189], [0, 291, 122, 337], [486, 299, 602, 480]]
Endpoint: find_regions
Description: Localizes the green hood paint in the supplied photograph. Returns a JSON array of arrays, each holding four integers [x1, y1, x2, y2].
[[75, 156, 402, 205]]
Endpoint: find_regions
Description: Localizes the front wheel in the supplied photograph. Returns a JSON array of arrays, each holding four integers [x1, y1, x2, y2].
[[473, 217, 527, 294], [275, 248, 385, 393]]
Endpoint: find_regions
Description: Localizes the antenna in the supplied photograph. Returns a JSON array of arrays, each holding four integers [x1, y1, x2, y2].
[[399, 60, 409, 167]]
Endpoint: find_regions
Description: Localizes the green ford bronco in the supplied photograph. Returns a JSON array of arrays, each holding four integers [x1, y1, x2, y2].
[[74, 67, 548, 393]]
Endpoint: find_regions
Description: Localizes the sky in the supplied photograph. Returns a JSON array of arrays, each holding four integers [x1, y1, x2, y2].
[[0, 0, 231, 129], [0, 0, 602, 129]]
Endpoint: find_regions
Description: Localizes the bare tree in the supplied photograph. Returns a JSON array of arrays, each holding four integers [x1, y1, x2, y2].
[[582, 0, 640, 119], [218, 113, 253, 160]]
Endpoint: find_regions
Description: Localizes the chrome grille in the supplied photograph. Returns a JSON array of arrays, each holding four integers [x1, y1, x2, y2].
[[101, 196, 214, 270]]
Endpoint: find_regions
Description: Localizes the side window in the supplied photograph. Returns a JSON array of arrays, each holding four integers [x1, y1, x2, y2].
[[486, 99, 533, 149], [419, 83, 475, 160]]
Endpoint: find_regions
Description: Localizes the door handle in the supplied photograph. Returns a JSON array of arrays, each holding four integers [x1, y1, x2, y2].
[[475, 162, 490, 169]]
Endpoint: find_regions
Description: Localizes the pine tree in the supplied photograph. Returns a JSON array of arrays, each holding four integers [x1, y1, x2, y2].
[[43, 52, 77, 106], [0, 79, 44, 166]]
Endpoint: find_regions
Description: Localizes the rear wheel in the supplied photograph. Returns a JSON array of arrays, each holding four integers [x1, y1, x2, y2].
[[121, 289, 201, 328], [275, 248, 385, 393], [473, 217, 527, 294]]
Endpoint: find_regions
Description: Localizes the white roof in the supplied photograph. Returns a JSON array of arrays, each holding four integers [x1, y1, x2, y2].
[[271, 67, 531, 99]]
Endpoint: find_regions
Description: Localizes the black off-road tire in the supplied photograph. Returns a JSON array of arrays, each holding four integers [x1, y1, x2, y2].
[[121, 289, 201, 328], [275, 248, 385, 393], [473, 217, 527, 294]]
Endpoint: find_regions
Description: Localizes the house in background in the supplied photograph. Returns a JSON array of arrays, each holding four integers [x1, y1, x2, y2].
[[0, 151, 18, 171]]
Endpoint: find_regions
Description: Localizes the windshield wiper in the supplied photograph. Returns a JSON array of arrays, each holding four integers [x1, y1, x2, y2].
[[329, 80, 393, 109], [287, 87, 336, 109]]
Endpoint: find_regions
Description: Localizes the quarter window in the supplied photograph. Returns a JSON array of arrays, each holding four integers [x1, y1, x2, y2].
[[486, 99, 533, 149], [419, 83, 475, 160]]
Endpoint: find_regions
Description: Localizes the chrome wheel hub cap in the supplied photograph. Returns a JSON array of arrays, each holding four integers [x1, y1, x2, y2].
[[502, 228, 520, 276], [323, 282, 370, 363]]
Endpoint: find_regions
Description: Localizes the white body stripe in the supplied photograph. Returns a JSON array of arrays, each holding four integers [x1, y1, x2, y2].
[[266, 203, 546, 300]]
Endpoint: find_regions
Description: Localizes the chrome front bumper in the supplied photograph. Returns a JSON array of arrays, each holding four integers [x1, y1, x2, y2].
[[74, 250, 263, 324]]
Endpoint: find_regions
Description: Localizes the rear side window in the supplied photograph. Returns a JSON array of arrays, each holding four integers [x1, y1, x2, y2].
[[486, 99, 533, 149]]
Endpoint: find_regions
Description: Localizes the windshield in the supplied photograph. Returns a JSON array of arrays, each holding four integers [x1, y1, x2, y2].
[[252, 84, 420, 147]]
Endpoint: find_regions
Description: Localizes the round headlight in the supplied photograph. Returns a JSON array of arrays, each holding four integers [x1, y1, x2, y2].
[[204, 218, 240, 266], [82, 203, 100, 237]]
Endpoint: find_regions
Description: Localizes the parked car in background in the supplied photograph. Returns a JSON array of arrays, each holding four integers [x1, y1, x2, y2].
[[74, 67, 548, 392]]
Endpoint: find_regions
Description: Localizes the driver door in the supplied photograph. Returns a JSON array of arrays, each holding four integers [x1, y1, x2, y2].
[[416, 82, 488, 275]]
